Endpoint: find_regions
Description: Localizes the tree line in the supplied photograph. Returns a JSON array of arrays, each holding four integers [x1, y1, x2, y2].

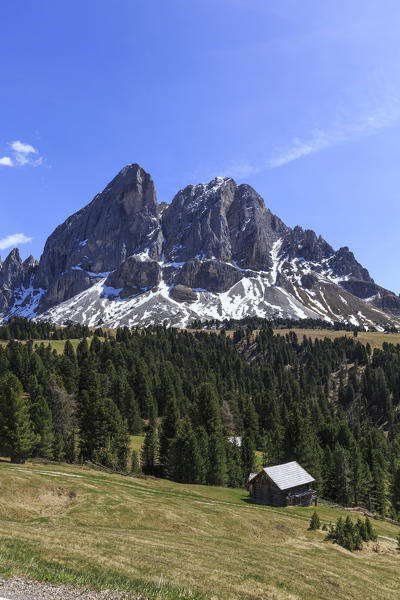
[[0, 317, 97, 340]]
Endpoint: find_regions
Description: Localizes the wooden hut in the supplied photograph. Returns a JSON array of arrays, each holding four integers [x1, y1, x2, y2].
[[247, 461, 317, 507]]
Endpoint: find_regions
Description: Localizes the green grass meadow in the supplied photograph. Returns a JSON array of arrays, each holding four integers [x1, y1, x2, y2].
[[0, 460, 400, 599]]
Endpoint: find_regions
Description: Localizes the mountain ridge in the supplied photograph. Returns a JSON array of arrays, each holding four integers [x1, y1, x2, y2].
[[1, 163, 400, 329]]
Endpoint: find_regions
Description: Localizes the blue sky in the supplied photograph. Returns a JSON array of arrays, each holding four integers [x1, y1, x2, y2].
[[1, 1, 400, 292]]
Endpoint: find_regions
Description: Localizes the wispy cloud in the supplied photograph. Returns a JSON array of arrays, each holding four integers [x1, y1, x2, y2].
[[0, 233, 32, 251], [0, 140, 44, 168], [192, 101, 400, 182], [269, 100, 400, 168]]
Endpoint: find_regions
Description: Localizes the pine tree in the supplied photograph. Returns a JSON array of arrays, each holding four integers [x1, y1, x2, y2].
[[365, 516, 377, 541], [196, 383, 222, 433], [124, 387, 142, 434], [226, 438, 244, 487], [0, 373, 35, 462], [349, 440, 367, 506], [261, 429, 274, 467], [309, 511, 320, 530], [241, 431, 256, 477], [207, 429, 227, 486], [136, 359, 153, 419], [52, 431, 65, 460], [333, 442, 350, 505], [30, 395, 54, 459], [355, 517, 368, 542], [131, 449, 140, 474], [195, 383, 227, 486], [196, 426, 209, 484], [167, 417, 202, 483], [141, 424, 158, 475], [63, 339, 76, 362], [158, 394, 179, 471], [48, 377, 76, 462], [392, 465, 400, 515]]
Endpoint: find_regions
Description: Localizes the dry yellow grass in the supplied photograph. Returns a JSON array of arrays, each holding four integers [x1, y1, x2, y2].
[[0, 461, 400, 599], [273, 328, 400, 349], [129, 435, 145, 456], [0, 337, 105, 354]]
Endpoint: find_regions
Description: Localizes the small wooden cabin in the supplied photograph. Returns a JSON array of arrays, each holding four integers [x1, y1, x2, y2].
[[247, 461, 317, 507]]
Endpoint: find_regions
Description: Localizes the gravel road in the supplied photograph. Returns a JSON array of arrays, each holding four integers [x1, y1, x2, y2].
[[0, 578, 146, 600]]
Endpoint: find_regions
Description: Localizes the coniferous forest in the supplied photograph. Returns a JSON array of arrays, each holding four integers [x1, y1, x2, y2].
[[1, 320, 400, 519]]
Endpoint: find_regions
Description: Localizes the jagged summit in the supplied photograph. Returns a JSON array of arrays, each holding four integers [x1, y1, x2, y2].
[[1, 163, 399, 329]]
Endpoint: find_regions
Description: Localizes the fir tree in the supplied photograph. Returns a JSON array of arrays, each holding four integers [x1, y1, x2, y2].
[[158, 394, 179, 471], [0, 373, 35, 462], [167, 417, 202, 483], [226, 438, 244, 487], [30, 395, 54, 459], [392, 465, 400, 515], [141, 424, 158, 475], [365, 516, 377, 541], [207, 429, 227, 486], [241, 431, 256, 476], [131, 449, 140, 474], [309, 511, 320, 530]]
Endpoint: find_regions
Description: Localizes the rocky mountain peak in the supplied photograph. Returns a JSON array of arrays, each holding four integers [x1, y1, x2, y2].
[[283, 226, 333, 262], [4, 247, 21, 263], [23, 255, 38, 270], [35, 163, 163, 310], [1, 248, 23, 286], [1, 163, 399, 329]]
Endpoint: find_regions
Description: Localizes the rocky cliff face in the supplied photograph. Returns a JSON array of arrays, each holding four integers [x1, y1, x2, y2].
[[1, 163, 400, 329], [162, 177, 287, 272], [0, 250, 37, 312], [35, 164, 162, 309]]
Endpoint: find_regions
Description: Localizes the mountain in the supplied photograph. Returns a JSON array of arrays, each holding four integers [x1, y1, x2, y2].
[[1, 163, 400, 329]]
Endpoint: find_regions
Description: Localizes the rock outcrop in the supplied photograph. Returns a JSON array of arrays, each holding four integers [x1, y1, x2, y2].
[[105, 255, 161, 296]]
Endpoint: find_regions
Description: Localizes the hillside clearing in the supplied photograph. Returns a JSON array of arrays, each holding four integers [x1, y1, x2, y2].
[[0, 461, 400, 600], [272, 328, 400, 349]]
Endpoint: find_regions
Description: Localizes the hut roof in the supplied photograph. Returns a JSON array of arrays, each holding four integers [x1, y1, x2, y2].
[[263, 461, 315, 491], [248, 461, 315, 490]]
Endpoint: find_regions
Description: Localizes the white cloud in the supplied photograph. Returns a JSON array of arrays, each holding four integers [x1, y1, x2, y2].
[[11, 140, 37, 155], [269, 133, 331, 168], [0, 140, 44, 168], [198, 101, 400, 180], [269, 100, 400, 168], [0, 233, 32, 251]]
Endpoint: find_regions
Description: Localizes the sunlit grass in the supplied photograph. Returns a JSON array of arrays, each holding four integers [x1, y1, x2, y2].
[[1, 460, 400, 599]]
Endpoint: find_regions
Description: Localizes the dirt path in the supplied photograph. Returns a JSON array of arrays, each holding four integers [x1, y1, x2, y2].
[[0, 578, 144, 600]]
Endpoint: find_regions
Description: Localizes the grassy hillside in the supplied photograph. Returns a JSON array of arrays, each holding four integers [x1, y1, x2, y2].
[[0, 461, 400, 600], [272, 328, 400, 349]]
